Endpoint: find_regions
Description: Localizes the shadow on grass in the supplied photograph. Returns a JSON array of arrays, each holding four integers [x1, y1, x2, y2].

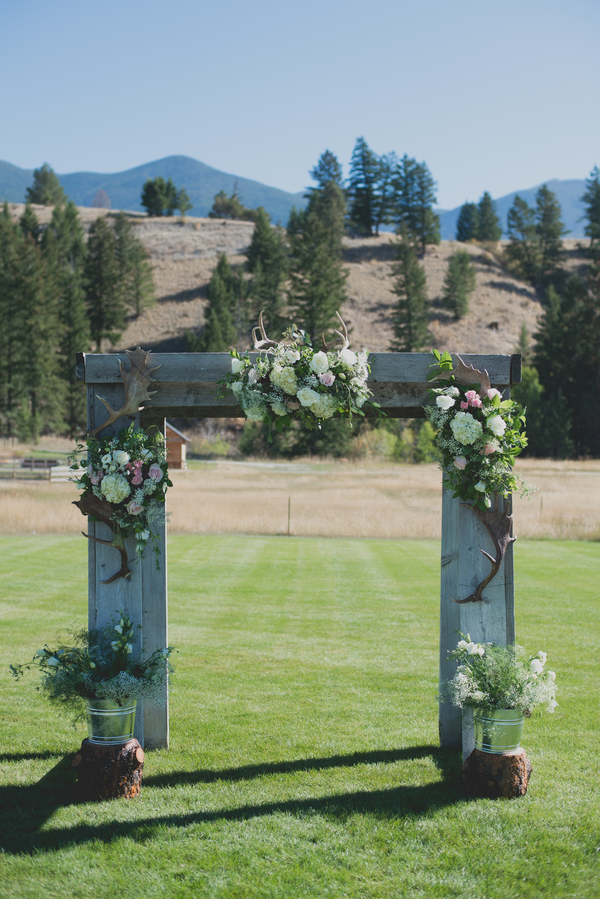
[[0, 744, 468, 855]]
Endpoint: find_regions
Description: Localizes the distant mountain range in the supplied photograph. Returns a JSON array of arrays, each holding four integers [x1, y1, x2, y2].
[[0, 155, 589, 237]]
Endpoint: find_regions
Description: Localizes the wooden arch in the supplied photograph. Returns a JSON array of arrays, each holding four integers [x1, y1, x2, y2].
[[77, 350, 522, 754]]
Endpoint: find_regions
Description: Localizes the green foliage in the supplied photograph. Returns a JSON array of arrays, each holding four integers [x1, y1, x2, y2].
[[19, 203, 41, 241], [245, 207, 288, 334], [389, 229, 429, 352], [140, 177, 180, 217], [113, 212, 155, 317], [84, 217, 126, 351], [391, 155, 440, 254], [455, 202, 479, 242], [25, 162, 66, 206], [309, 149, 343, 189], [476, 191, 502, 242], [533, 277, 600, 457], [287, 179, 348, 343], [441, 249, 477, 318], [41, 201, 90, 436], [208, 186, 257, 221], [511, 365, 575, 459], [188, 253, 246, 352], [346, 137, 382, 236], [0, 204, 64, 440], [582, 165, 600, 249], [505, 185, 566, 290], [175, 187, 193, 220]]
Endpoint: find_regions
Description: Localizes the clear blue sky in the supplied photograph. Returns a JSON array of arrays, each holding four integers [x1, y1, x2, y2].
[[1, 0, 599, 209]]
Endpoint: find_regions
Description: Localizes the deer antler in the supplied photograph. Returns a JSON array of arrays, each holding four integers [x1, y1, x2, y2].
[[322, 312, 350, 351], [450, 498, 516, 603], [451, 354, 492, 394], [252, 311, 279, 351], [72, 493, 132, 582], [85, 348, 160, 438]]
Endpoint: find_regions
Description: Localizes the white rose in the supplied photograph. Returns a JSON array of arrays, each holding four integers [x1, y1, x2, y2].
[[474, 481, 487, 493], [530, 658, 544, 675], [537, 651, 547, 665], [547, 670, 556, 681], [231, 358, 245, 374], [339, 348, 358, 366], [309, 351, 329, 374], [487, 414, 507, 437], [113, 450, 129, 465], [101, 453, 112, 466], [296, 387, 319, 406], [436, 395, 455, 410], [456, 640, 469, 650], [283, 348, 300, 364], [446, 387, 460, 397]]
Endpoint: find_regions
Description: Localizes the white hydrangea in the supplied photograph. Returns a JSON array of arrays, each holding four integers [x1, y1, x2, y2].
[[450, 411, 483, 445], [270, 366, 298, 395], [311, 394, 338, 419], [101, 473, 131, 504]]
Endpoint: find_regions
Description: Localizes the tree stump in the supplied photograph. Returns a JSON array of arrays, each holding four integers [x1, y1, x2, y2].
[[71, 738, 145, 801], [462, 748, 532, 798]]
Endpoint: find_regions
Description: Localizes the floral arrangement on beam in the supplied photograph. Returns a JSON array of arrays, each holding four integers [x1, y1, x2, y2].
[[70, 348, 171, 583], [425, 350, 535, 604], [220, 312, 381, 435]]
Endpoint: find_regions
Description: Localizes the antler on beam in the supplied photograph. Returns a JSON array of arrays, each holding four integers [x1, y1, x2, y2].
[[252, 311, 279, 351], [84, 347, 160, 438], [321, 311, 350, 351], [450, 498, 516, 604], [72, 493, 132, 582]]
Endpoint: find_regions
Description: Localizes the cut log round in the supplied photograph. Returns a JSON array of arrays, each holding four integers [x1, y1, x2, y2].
[[71, 738, 145, 801], [462, 748, 532, 798]]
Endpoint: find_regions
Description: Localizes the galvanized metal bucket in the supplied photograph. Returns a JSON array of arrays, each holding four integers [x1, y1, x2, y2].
[[473, 707, 524, 754], [85, 699, 137, 745]]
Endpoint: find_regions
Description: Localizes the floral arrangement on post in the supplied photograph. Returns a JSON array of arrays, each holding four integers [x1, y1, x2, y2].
[[10, 612, 175, 714], [424, 350, 533, 512], [70, 424, 172, 582], [440, 634, 557, 715], [220, 312, 381, 435]]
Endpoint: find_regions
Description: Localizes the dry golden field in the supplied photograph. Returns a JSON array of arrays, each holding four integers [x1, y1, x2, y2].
[[1, 458, 598, 542]]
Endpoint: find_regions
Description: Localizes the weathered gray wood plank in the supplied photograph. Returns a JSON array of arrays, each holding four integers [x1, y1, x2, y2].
[[439, 485, 462, 746], [78, 352, 517, 387]]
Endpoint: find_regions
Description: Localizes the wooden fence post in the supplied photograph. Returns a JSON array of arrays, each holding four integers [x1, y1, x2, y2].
[[439, 484, 515, 758], [86, 385, 168, 750]]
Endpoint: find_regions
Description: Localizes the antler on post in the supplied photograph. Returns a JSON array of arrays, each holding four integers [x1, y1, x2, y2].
[[450, 497, 516, 604], [72, 494, 132, 582], [321, 311, 350, 351], [84, 347, 160, 438], [252, 311, 279, 351]]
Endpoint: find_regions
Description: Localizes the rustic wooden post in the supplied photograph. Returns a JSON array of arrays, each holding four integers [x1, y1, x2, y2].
[[79, 360, 168, 750], [78, 350, 520, 757]]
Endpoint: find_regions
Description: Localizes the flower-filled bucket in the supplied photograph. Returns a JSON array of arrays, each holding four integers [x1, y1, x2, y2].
[[85, 698, 137, 745], [473, 707, 525, 754]]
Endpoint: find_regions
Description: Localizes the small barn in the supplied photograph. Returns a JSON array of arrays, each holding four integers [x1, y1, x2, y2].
[[165, 422, 190, 470]]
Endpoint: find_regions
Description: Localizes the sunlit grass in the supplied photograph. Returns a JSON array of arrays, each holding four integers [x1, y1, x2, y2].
[[1, 535, 599, 898]]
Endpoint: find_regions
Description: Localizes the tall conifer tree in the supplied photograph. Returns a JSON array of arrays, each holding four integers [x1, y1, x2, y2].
[[84, 218, 125, 351], [389, 228, 429, 351], [477, 192, 502, 242], [456, 202, 479, 242], [582, 166, 600, 251]]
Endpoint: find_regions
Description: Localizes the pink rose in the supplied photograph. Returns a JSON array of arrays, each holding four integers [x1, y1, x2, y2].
[[90, 472, 101, 486], [148, 464, 163, 481], [465, 390, 479, 403], [132, 475, 143, 485], [287, 401, 300, 411], [319, 371, 335, 387], [470, 397, 483, 408], [453, 456, 467, 470], [484, 443, 496, 455], [460, 401, 469, 411], [127, 500, 144, 515]]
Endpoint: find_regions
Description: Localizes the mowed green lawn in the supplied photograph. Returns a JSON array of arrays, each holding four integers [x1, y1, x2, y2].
[[1, 535, 599, 899]]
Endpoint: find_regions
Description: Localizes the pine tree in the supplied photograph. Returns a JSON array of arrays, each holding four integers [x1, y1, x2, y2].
[[84, 217, 126, 351], [346, 137, 380, 236], [246, 207, 288, 334], [477, 192, 502, 242], [208, 187, 256, 221], [456, 202, 479, 242], [113, 212, 155, 317], [505, 195, 538, 282], [582, 166, 600, 251], [514, 320, 532, 365], [19, 203, 41, 242], [442, 250, 477, 318], [389, 228, 429, 352], [310, 150, 343, 189], [25, 163, 66, 206], [163, 179, 179, 216], [287, 192, 347, 343], [533, 278, 600, 456], [187, 254, 244, 352], [0, 205, 26, 436], [391, 156, 440, 254], [175, 187, 193, 221], [535, 184, 567, 288], [41, 201, 90, 435]]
